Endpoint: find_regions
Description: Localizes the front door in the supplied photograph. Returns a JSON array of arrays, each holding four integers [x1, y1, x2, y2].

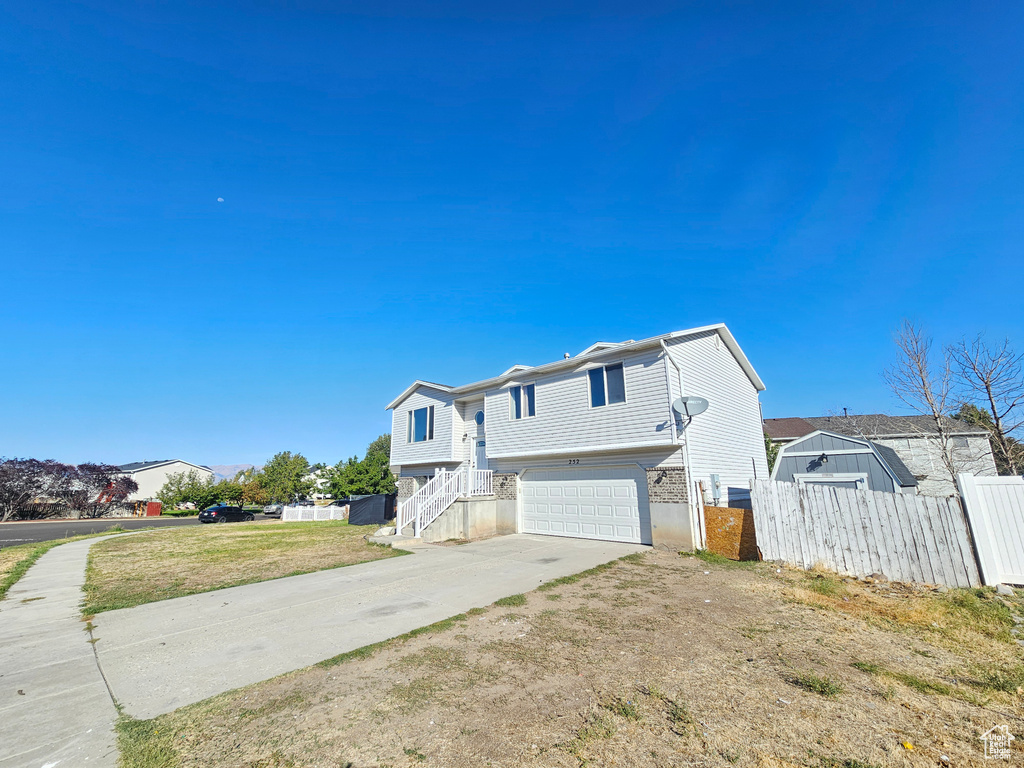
[[475, 440, 488, 470]]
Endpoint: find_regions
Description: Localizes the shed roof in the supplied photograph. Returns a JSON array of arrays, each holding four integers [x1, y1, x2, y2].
[[871, 443, 918, 488]]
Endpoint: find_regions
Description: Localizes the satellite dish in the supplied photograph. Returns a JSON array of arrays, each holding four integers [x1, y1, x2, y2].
[[672, 396, 709, 417]]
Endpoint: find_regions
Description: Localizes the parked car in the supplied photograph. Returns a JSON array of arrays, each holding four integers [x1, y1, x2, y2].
[[198, 505, 255, 524], [262, 503, 284, 518]]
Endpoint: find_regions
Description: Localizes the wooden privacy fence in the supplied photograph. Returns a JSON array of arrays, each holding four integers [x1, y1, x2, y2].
[[749, 479, 981, 588], [957, 474, 1024, 586]]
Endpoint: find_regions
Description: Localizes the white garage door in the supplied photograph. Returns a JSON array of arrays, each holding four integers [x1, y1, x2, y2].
[[521, 466, 649, 544]]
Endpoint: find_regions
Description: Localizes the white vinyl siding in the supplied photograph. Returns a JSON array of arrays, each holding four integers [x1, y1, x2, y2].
[[665, 331, 768, 505], [454, 398, 484, 463], [127, 461, 215, 501], [390, 389, 456, 467], [489, 447, 683, 474], [485, 347, 673, 459]]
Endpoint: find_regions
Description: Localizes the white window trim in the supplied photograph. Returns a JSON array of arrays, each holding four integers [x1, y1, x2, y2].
[[407, 405, 435, 443], [508, 382, 537, 420], [586, 362, 627, 409], [793, 472, 868, 488]]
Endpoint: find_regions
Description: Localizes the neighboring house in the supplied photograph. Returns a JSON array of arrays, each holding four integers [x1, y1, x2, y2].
[[118, 460, 215, 501], [763, 414, 998, 497], [771, 429, 918, 494], [304, 467, 332, 500], [387, 324, 769, 549]]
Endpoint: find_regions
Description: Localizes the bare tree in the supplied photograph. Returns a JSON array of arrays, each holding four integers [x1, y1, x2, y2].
[[884, 321, 964, 490], [949, 335, 1024, 476]]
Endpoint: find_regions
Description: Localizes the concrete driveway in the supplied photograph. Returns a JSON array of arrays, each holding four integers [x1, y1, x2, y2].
[[95, 534, 647, 719]]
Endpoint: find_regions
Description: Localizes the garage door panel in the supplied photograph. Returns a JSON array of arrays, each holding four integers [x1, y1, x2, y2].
[[521, 466, 650, 545]]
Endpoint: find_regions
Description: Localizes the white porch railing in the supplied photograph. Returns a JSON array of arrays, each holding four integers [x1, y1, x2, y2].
[[469, 469, 492, 496], [396, 466, 494, 537]]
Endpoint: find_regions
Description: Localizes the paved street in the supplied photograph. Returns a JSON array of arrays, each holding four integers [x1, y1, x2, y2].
[[0, 515, 270, 549]]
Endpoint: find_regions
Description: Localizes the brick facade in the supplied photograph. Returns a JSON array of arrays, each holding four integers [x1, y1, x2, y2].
[[493, 473, 519, 500], [646, 466, 688, 504]]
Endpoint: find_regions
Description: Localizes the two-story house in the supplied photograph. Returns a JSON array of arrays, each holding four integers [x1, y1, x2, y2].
[[386, 324, 768, 550]]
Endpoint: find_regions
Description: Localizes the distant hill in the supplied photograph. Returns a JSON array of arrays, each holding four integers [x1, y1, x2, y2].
[[210, 464, 257, 482]]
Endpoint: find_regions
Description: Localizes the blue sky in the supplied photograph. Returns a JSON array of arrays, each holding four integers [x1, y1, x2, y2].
[[2, 1, 1022, 467]]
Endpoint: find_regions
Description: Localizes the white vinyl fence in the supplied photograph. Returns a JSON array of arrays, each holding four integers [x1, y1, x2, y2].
[[957, 474, 1024, 586], [750, 479, 981, 588], [282, 504, 348, 522]]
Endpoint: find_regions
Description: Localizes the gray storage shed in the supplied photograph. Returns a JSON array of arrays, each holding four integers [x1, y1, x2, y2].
[[770, 429, 918, 494]]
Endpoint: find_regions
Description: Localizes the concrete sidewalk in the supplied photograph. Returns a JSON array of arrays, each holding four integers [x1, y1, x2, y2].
[[95, 534, 646, 719], [0, 536, 121, 768]]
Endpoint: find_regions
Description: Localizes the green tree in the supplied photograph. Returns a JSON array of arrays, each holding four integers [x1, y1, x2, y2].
[[260, 451, 312, 503], [214, 479, 244, 506], [764, 434, 779, 473], [326, 435, 396, 498], [156, 470, 219, 510]]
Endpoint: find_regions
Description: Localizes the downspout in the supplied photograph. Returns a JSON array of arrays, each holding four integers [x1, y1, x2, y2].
[[660, 340, 704, 548]]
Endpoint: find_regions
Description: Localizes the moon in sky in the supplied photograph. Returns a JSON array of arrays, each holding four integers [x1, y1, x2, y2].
[[217, 197, 224, 202]]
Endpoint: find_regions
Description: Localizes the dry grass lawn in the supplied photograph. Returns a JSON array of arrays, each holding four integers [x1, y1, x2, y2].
[[119, 549, 1023, 768], [84, 520, 403, 614]]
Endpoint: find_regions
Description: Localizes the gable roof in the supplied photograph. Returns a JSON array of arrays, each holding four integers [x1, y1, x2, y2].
[[119, 459, 213, 473], [765, 413, 987, 440], [385, 324, 763, 410], [384, 380, 454, 411], [577, 340, 634, 356], [802, 414, 988, 438]]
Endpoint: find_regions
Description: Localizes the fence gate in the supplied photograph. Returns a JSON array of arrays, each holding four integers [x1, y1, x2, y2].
[[957, 474, 1024, 586]]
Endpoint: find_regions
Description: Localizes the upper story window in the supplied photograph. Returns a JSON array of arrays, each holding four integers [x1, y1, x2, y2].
[[588, 363, 626, 408], [509, 383, 536, 420], [407, 405, 435, 443], [474, 410, 484, 425]]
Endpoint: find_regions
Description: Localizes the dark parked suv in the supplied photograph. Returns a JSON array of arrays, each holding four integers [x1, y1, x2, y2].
[[198, 505, 255, 524]]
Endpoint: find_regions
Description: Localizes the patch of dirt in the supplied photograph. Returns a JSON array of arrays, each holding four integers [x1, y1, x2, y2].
[[146, 551, 1023, 768]]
